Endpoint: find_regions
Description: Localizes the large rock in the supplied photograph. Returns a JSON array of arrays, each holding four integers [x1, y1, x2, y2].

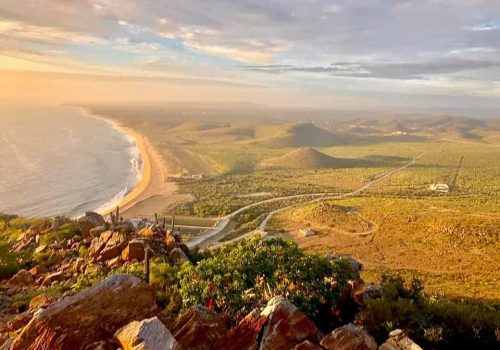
[[122, 239, 148, 262], [88, 230, 128, 262], [378, 329, 423, 350], [115, 317, 177, 350], [11, 274, 158, 350], [352, 283, 383, 306], [8, 269, 33, 286], [320, 323, 377, 350], [78, 211, 106, 237], [170, 305, 227, 350], [216, 296, 318, 350], [293, 340, 324, 349]]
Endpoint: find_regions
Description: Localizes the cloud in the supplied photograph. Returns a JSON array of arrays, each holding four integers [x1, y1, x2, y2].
[[244, 56, 500, 80], [0, 20, 105, 45]]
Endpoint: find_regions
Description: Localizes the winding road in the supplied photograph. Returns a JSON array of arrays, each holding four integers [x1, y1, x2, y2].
[[187, 152, 424, 248]]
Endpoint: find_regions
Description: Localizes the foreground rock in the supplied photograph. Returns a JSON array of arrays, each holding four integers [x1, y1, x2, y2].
[[88, 230, 128, 262], [11, 274, 158, 350], [379, 329, 423, 350], [170, 305, 227, 350], [115, 317, 177, 350], [320, 323, 377, 350], [216, 296, 318, 350], [78, 211, 106, 237]]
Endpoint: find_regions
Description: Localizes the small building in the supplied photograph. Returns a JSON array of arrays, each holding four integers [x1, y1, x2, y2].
[[429, 183, 449, 193], [299, 228, 316, 237]]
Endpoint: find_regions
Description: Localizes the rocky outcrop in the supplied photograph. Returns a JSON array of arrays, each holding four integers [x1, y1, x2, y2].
[[88, 230, 128, 262], [293, 340, 324, 349], [216, 296, 318, 350], [320, 323, 377, 350], [78, 211, 106, 237], [379, 329, 423, 350], [115, 317, 177, 350], [121, 238, 148, 262], [352, 283, 383, 306], [170, 305, 227, 350], [11, 274, 158, 350], [8, 270, 32, 286]]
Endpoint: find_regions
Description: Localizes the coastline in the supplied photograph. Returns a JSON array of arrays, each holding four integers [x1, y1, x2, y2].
[[80, 108, 177, 218]]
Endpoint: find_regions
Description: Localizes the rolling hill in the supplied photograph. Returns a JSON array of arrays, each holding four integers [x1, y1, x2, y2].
[[259, 147, 363, 169]]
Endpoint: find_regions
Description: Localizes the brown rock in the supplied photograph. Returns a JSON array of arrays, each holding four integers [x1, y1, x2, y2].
[[78, 211, 106, 237], [41, 271, 66, 287], [28, 294, 54, 312], [115, 317, 177, 350], [8, 269, 33, 286], [88, 231, 128, 262], [169, 247, 188, 264], [28, 265, 47, 277], [122, 239, 147, 262], [293, 340, 324, 350], [320, 323, 376, 350], [352, 283, 383, 306], [11, 274, 158, 350], [216, 296, 318, 350], [171, 305, 227, 350], [378, 329, 423, 350]]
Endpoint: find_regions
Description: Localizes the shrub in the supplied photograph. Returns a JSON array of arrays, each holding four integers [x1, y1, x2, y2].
[[39, 223, 80, 246], [357, 272, 500, 350], [179, 236, 352, 324], [0, 243, 22, 279]]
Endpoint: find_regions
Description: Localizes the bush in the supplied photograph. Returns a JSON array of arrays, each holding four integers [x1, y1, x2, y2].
[[179, 236, 352, 324], [39, 223, 80, 246], [0, 243, 22, 279], [357, 272, 500, 350]]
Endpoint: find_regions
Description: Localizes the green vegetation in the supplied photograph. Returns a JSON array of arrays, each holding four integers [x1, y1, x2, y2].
[[178, 236, 356, 325], [39, 223, 80, 246], [358, 273, 500, 350]]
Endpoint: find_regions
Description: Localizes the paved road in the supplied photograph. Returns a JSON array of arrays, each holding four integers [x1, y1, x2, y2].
[[187, 152, 423, 248]]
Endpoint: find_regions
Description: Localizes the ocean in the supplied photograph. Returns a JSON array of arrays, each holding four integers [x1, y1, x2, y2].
[[0, 104, 142, 218]]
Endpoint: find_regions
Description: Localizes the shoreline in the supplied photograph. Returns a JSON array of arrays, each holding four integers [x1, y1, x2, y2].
[[80, 108, 177, 218]]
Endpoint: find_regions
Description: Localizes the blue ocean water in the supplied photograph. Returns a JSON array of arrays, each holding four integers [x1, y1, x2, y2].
[[0, 104, 141, 218]]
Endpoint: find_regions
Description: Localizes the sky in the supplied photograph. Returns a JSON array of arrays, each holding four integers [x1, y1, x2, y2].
[[1, 1, 500, 114]]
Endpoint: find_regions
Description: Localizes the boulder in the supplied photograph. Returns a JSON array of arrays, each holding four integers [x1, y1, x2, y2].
[[78, 211, 106, 237], [11, 274, 158, 350], [293, 340, 324, 350], [352, 283, 383, 306], [325, 254, 363, 278], [8, 269, 33, 286], [216, 296, 318, 350], [50, 217, 69, 231], [28, 265, 47, 277], [28, 294, 54, 312], [115, 316, 177, 350], [378, 329, 423, 350], [88, 230, 128, 262], [320, 323, 377, 350], [41, 271, 66, 287], [169, 247, 188, 264], [122, 239, 147, 262], [170, 305, 227, 350]]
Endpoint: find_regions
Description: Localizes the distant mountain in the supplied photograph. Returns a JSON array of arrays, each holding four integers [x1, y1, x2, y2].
[[260, 147, 362, 169]]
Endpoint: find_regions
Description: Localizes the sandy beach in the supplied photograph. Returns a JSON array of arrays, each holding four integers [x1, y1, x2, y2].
[[90, 115, 179, 219]]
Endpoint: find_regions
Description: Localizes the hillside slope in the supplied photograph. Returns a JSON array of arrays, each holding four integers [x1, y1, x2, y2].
[[260, 147, 362, 169]]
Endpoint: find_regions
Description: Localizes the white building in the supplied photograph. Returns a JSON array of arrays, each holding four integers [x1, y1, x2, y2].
[[429, 184, 449, 193]]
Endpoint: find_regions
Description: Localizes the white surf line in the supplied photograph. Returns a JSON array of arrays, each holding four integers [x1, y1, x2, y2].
[[187, 152, 423, 248]]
